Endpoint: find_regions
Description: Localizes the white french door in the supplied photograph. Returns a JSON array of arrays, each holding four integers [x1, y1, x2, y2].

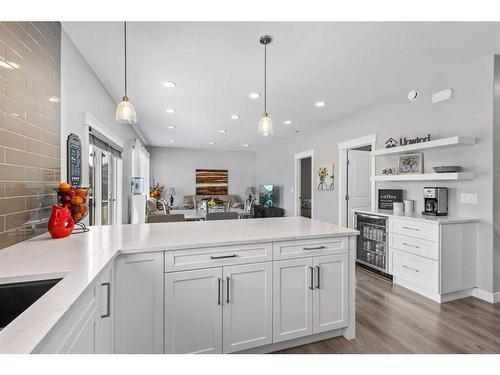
[[89, 145, 121, 226]]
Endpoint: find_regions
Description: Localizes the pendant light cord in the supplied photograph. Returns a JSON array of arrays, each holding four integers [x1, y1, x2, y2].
[[264, 43, 267, 113], [124, 21, 128, 97]]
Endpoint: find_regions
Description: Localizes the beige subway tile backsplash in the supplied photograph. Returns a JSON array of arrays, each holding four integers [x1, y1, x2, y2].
[[0, 22, 60, 250]]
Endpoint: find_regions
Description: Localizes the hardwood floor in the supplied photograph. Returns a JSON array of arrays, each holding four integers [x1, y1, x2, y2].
[[274, 266, 500, 354]]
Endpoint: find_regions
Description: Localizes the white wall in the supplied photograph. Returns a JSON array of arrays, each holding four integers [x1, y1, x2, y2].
[[60, 30, 142, 223], [493, 56, 500, 294], [149, 147, 256, 207], [256, 55, 496, 293]]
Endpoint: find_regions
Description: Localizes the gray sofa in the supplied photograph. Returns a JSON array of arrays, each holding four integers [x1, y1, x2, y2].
[[182, 194, 244, 209]]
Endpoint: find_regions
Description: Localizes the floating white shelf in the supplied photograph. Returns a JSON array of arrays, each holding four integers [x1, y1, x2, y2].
[[371, 136, 476, 156], [371, 172, 476, 182]]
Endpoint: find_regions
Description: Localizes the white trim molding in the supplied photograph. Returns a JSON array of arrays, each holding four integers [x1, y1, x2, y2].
[[337, 134, 377, 227], [294, 150, 314, 219], [473, 288, 500, 304]]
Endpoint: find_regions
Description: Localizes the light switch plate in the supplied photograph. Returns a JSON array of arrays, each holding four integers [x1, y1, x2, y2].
[[460, 192, 478, 204]]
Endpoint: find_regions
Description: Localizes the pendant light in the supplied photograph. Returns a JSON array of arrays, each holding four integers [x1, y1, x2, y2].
[[257, 35, 273, 136], [116, 21, 137, 124]]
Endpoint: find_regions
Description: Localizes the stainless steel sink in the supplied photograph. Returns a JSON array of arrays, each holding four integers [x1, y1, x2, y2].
[[0, 278, 62, 330]]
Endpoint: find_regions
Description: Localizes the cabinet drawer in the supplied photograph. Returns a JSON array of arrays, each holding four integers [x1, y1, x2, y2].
[[390, 218, 439, 242], [392, 249, 438, 292], [273, 237, 348, 260], [165, 243, 273, 272], [390, 233, 439, 260]]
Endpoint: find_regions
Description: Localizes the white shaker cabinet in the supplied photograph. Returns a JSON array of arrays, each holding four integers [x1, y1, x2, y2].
[[114, 252, 164, 353], [273, 254, 349, 343], [222, 262, 273, 353], [165, 268, 223, 354], [273, 258, 313, 343], [164, 262, 273, 354]]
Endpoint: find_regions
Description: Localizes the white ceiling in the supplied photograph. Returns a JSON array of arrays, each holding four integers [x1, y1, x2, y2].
[[63, 22, 500, 151]]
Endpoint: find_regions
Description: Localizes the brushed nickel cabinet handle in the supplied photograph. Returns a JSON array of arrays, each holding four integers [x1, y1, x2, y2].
[[210, 254, 237, 260], [315, 266, 320, 289], [403, 242, 420, 248], [101, 282, 111, 318], [303, 246, 326, 251], [217, 278, 222, 305], [402, 226, 419, 231], [226, 277, 230, 304], [309, 267, 314, 290], [403, 265, 420, 273]]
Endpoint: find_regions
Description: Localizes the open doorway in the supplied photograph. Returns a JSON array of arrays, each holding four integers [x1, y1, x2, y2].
[[294, 150, 314, 219], [338, 135, 376, 228]]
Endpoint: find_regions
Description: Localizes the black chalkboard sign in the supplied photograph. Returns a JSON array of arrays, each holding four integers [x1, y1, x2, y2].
[[378, 189, 403, 210], [67, 133, 82, 187]]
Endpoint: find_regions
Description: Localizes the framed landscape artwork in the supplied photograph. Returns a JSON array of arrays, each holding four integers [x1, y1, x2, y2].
[[196, 169, 228, 195]]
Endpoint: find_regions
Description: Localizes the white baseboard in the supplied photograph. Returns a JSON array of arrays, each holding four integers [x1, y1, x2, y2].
[[472, 288, 500, 303]]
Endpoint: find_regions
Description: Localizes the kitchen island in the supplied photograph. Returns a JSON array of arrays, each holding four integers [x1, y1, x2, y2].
[[0, 217, 358, 354]]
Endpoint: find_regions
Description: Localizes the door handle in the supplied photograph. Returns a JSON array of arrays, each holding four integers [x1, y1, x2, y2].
[[101, 282, 111, 318], [403, 265, 420, 273], [315, 266, 320, 289], [309, 267, 314, 290], [210, 254, 237, 260], [303, 246, 326, 251], [217, 278, 222, 305], [226, 277, 230, 304], [402, 226, 419, 231]]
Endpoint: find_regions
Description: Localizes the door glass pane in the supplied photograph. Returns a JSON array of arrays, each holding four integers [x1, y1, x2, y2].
[[101, 151, 109, 225], [88, 145, 96, 226]]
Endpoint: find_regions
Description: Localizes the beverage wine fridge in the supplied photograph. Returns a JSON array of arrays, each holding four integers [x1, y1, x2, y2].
[[354, 212, 391, 277]]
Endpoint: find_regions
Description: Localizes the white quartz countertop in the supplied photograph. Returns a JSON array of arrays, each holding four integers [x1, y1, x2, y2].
[[351, 208, 479, 224], [0, 217, 357, 354]]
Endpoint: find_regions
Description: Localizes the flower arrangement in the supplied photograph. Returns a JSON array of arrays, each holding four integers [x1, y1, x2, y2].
[[150, 183, 164, 199], [207, 198, 217, 208], [318, 167, 328, 179], [317, 165, 334, 191]]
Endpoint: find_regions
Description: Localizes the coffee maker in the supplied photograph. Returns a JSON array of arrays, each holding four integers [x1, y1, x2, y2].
[[422, 187, 448, 216]]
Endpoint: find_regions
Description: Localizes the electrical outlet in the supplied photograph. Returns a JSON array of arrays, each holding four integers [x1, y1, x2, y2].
[[460, 193, 478, 204]]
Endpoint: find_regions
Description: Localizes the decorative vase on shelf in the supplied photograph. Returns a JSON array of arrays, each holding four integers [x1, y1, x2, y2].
[[48, 205, 74, 239]]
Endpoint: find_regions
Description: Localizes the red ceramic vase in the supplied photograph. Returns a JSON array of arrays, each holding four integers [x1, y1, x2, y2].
[[48, 205, 75, 239]]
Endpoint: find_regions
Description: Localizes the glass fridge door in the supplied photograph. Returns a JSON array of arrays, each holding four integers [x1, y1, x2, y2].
[[356, 214, 388, 272]]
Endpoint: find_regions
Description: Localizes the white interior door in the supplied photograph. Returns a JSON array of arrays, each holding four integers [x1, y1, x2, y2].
[[222, 262, 273, 353], [347, 150, 371, 228], [165, 268, 223, 354], [273, 258, 313, 343], [312, 254, 349, 334]]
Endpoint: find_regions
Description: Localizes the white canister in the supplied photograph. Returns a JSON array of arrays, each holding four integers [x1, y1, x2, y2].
[[403, 199, 414, 213], [393, 202, 404, 214]]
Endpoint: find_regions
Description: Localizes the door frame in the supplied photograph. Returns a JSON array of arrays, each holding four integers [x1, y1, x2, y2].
[[82, 112, 123, 225], [337, 134, 376, 227], [294, 150, 314, 219]]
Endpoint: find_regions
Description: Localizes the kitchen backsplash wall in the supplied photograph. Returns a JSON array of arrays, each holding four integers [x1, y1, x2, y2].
[[0, 22, 61, 250]]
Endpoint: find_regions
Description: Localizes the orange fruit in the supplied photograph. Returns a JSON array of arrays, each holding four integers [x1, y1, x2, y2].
[[58, 182, 71, 192], [76, 188, 87, 198], [70, 196, 84, 206], [73, 213, 83, 221], [79, 205, 88, 214]]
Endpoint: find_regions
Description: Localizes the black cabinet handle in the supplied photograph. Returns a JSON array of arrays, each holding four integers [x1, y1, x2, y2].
[[101, 282, 111, 318], [226, 277, 230, 303], [309, 267, 314, 290], [217, 278, 222, 305], [316, 266, 320, 289], [303, 246, 326, 251], [210, 254, 237, 260]]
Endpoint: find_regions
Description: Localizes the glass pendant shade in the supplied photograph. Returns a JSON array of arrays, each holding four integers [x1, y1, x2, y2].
[[258, 112, 273, 136], [115, 96, 137, 124]]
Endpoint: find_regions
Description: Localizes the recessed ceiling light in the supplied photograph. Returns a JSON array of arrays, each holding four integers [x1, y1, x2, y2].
[[167, 125, 176, 129], [243, 144, 249, 147], [209, 142, 215, 145], [315, 101, 326, 108], [163, 81, 176, 88], [249, 92, 260, 99], [169, 140, 175, 143], [231, 115, 240, 120], [165, 108, 176, 114], [219, 129, 227, 134], [284, 120, 292, 125]]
